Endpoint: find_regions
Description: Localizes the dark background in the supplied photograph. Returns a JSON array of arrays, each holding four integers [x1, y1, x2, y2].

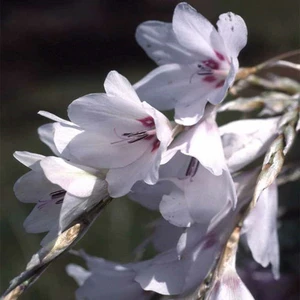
[[1, 0, 299, 299]]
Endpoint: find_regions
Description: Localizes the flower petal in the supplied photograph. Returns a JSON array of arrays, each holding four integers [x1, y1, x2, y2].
[[23, 196, 62, 233], [66, 264, 91, 286], [159, 165, 236, 228], [67, 129, 151, 169], [13, 151, 45, 169], [220, 117, 279, 172], [135, 63, 223, 122], [38, 110, 76, 126], [38, 124, 60, 156], [68, 254, 152, 300], [68, 93, 146, 131], [186, 166, 236, 225], [243, 182, 280, 279], [40, 157, 103, 198], [217, 12, 248, 58], [14, 168, 59, 203], [173, 3, 226, 60], [135, 63, 193, 111], [59, 179, 107, 231], [135, 249, 188, 295], [136, 21, 195, 65], [151, 219, 184, 252], [159, 186, 193, 227], [166, 116, 226, 175], [209, 269, 254, 300], [106, 147, 158, 197], [129, 180, 173, 211], [104, 71, 141, 104]]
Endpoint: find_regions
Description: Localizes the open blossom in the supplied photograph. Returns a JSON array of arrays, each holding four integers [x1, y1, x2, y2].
[[130, 115, 237, 230], [131, 169, 279, 297], [39, 71, 174, 197], [135, 2, 247, 125], [13, 151, 108, 245], [67, 252, 152, 300]]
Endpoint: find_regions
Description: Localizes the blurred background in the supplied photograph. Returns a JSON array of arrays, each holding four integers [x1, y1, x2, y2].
[[1, 0, 299, 299]]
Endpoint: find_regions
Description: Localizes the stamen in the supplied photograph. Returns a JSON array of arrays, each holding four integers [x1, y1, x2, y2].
[[38, 190, 66, 210], [127, 133, 148, 143], [50, 190, 66, 200], [111, 128, 156, 145], [185, 157, 199, 177], [189, 64, 214, 83]]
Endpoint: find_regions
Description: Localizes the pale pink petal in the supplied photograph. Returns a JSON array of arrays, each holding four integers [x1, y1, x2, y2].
[[172, 3, 226, 59], [136, 21, 195, 65], [243, 182, 280, 279], [129, 180, 174, 211], [135, 63, 198, 111], [13, 151, 45, 169], [217, 12, 248, 58], [104, 71, 141, 104], [68, 93, 146, 131], [23, 195, 62, 233], [66, 264, 91, 286], [151, 219, 184, 252], [68, 254, 152, 300], [220, 117, 279, 172], [40, 157, 103, 198], [166, 116, 226, 175], [159, 186, 193, 227], [59, 179, 107, 231], [209, 269, 254, 300], [14, 169, 59, 203], [38, 123, 61, 156], [66, 129, 151, 169], [135, 249, 188, 295], [106, 148, 158, 197]]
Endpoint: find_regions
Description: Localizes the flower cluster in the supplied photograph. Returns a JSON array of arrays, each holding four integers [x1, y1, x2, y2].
[[9, 2, 299, 300]]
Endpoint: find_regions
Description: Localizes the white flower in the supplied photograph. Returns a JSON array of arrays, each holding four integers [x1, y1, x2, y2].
[[243, 182, 280, 279], [40, 71, 174, 198], [131, 116, 237, 230], [135, 222, 224, 296], [67, 252, 152, 300], [220, 117, 279, 173], [135, 2, 247, 125], [13, 151, 108, 244]]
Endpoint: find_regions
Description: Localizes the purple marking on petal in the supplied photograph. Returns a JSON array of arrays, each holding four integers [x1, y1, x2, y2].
[[203, 75, 216, 83], [137, 116, 155, 128], [37, 190, 66, 210], [216, 80, 225, 88], [224, 274, 240, 290], [151, 139, 160, 152], [202, 59, 219, 70], [202, 233, 216, 250], [215, 51, 225, 61]]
